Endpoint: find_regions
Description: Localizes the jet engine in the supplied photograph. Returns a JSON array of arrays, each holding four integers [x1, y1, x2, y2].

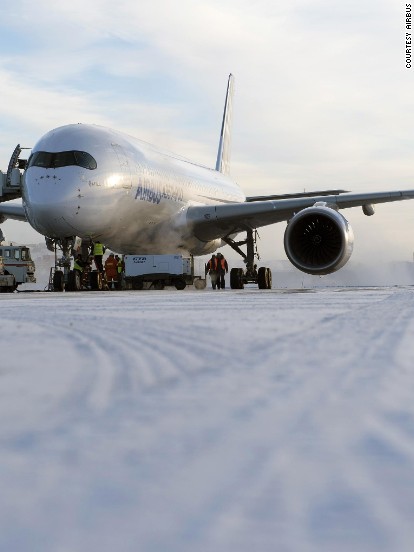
[[284, 205, 354, 275]]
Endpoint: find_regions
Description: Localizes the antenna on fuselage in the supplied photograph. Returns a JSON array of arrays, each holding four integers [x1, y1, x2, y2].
[[215, 74, 234, 176]]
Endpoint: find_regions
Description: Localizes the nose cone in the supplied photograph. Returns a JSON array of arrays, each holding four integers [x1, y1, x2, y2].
[[24, 168, 88, 238], [23, 123, 107, 238]]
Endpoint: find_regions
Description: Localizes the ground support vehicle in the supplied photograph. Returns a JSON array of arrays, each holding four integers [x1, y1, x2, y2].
[[123, 255, 206, 290], [0, 244, 36, 292], [0, 256, 16, 293]]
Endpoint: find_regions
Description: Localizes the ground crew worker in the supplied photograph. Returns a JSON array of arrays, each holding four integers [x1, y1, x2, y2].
[[115, 255, 125, 288], [216, 252, 229, 289], [116, 255, 124, 274], [205, 254, 219, 290], [104, 253, 118, 287], [73, 254, 87, 287], [73, 254, 85, 275], [93, 240, 106, 273]]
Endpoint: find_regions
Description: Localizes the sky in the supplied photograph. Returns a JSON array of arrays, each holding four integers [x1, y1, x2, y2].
[[1, 0, 413, 263]]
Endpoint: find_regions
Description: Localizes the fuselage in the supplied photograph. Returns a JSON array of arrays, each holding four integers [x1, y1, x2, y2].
[[23, 124, 245, 254]]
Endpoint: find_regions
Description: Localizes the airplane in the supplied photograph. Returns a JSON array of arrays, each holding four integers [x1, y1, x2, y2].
[[1, 73, 414, 291]]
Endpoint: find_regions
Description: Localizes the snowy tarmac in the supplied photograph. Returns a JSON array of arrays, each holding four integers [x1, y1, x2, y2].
[[2, 285, 414, 552]]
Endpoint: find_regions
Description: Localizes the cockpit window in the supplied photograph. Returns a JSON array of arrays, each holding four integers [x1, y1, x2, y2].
[[27, 150, 97, 170], [74, 151, 97, 169]]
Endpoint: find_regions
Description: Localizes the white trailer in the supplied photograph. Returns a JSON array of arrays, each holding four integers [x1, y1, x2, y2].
[[123, 254, 206, 290]]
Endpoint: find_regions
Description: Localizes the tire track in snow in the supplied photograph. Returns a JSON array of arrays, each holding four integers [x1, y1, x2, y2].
[[3, 296, 247, 413], [2, 288, 414, 552], [131, 288, 414, 552], [195, 288, 414, 552]]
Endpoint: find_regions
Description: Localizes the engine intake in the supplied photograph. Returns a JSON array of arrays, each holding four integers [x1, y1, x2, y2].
[[284, 206, 354, 275]]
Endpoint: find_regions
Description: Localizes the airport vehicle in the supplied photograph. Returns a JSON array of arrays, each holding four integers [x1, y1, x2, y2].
[[1, 75, 414, 291], [0, 256, 15, 292], [123, 254, 206, 290], [0, 244, 36, 292]]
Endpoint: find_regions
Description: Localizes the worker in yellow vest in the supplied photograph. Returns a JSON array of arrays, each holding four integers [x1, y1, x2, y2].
[[73, 254, 85, 275], [93, 240, 105, 273]]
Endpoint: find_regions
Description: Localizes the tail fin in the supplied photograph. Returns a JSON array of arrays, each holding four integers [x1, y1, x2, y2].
[[215, 74, 234, 176]]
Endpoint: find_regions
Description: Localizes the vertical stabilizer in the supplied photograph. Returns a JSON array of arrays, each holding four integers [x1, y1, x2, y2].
[[215, 74, 234, 176]]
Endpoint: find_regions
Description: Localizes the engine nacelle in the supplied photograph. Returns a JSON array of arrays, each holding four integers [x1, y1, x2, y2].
[[284, 206, 354, 275]]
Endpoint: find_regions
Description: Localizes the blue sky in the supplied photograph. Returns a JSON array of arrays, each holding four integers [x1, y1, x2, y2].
[[1, 0, 414, 262]]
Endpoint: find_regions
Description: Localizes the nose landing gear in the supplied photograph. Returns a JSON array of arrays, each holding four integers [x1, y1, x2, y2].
[[47, 236, 105, 292], [47, 236, 74, 291]]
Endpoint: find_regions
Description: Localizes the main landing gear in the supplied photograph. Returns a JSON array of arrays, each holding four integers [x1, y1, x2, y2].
[[224, 229, 272, 290]]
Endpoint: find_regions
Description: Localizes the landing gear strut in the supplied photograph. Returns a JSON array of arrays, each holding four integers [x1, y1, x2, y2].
[[47, 236, 75, 292], [224, 229, 272, 290]]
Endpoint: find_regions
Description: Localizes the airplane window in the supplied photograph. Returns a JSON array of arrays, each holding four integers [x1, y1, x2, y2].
[[74, 151, 97, 170], [29, 152, 53, 168], [54, 151, 77, 168], [28, 150, 97, 170]]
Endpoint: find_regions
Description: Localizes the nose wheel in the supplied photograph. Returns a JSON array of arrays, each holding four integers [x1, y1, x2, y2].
[[52, 269, 65, 292]]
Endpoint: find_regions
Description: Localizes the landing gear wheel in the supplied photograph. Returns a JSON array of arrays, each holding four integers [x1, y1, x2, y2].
[[66, 271, 74, 291], [90, 271, 103, 290], [230, 267, 244, 289], [53, 270, 65, 292], [258, 267, 272, 289], [67, 270, 82, 291], [266, 267, 272, 289]]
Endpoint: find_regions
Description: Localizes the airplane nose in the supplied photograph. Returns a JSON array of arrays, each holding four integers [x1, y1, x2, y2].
[[24, 171, 89, 237], [28, 201, 78, 236]]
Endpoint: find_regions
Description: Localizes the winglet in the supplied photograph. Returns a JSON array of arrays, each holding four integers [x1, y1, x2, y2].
[[215, 74, 234, 176]]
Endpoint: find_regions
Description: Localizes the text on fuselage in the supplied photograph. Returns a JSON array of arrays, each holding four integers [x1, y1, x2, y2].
[[135, 178, 184, 204]]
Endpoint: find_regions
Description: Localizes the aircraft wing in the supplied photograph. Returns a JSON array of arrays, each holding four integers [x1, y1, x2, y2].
[[245, 189, 349, 202], [0, 201, 27, 223], [187, 190, 414, 241]]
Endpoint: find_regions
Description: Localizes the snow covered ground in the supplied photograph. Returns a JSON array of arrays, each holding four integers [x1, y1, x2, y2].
[[2, 286, 414, 552]]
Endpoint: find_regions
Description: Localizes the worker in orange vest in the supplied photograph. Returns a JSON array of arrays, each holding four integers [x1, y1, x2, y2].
[[215, 252, 229, 289], [104, 253, 118, 288]]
